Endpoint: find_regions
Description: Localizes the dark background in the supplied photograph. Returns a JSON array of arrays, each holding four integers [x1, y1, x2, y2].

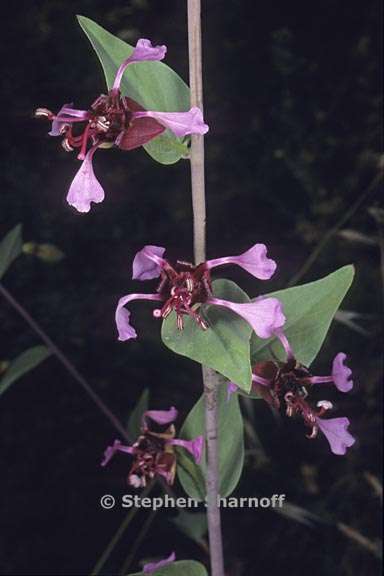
[[0, 1, 382, 575]]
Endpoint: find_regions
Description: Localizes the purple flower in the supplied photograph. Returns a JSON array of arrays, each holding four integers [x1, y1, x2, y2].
[[331, 352, 354, 392], [132, 107, 209, 137], [315, 416, 355, 455], [232, 331, 355, 455], [143, 552, 176, 574], [66, 145, 104, 212], [35, 38, 208, 212], [206, 243, 277, 280], [207, 296, 285, 339], [116, 242, 284, 340], [101, 407, 203, 487], [112, 39, 167, 91]]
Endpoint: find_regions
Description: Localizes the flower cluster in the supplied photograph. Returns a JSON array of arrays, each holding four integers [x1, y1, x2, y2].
[[116, 243, 285, 341], [229, 330, 355, 455], [101, 407, 203, 487], [35, 39, 208, 213]]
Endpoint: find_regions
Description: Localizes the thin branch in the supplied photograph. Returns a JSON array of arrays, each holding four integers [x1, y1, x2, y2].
[[91, 483, 154, 576], [119, 509, 157, 575], [0, 282, 129, 441]]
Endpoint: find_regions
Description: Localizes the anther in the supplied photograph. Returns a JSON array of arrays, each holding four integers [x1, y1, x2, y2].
[[186, 277, 194, 292], [34, 107, 53, 119], [62, 138, 74, 152]]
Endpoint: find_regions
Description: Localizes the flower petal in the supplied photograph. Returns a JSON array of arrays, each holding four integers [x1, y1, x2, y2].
[[170, 435, 204, 464], [112, 38, 167, 90], [49, 103, 90, 136], [144, 406, 178, 426], [132, 107, 209, 137], [66, 146, 104, 213], [332, 352, 354, 392], [316, 416, 356, 455], [132, 245, 166, 281], [116, 116, 165, 150], [274, 329, 295, 359], [143, 552, 176, 574], [206, 243, 277, 280], [227, 381, 238, 401], [115, 293, 163, 341], [101, 439, 134, 467], [207, 296, 286, 339]]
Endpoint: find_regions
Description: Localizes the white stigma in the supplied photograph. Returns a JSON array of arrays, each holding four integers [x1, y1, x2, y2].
[[317, 400, 333, 410]]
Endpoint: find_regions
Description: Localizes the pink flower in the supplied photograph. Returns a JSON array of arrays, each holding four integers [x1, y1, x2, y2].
[[143, 552, 176, 574], [206, 243, 277, 280], [116, 242, 283, 340], [231, 331, 355, 455], [101, 407, 203, 487], [35, 39, 208, 212], [66, 146, 104, 213], [132, 107, 209, 137], [315, 416, 355, 455]]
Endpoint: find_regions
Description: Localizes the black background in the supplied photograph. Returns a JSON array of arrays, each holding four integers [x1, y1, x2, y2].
[[0, 1, 382, 575]]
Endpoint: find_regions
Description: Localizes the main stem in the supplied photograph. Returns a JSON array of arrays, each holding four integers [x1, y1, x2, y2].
[[187, 2, 225, 575]]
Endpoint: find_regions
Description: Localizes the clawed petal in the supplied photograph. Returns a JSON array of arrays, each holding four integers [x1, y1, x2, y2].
[[66, 146, 105, 213], [143, 552, 176, 574], [207, 296, 286, 339], [132, 245, 167, 280], [113, 38, 167, 90], [206, 243, 277, 280], [143, 406, 178, 426], [101, 439, 134, 467], [115, 293, 163, 341], [132, 107, 209, 137], [332, 353, 354, 392], [316, 416, 356, 455], [274, 329, 295, 359], [170, 435, 204, 464], [49, 103, 90, 136]]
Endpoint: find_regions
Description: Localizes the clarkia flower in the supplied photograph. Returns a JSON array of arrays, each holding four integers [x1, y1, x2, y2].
[[116, 242, 285, 340], [35, 39, 209, 213], [143, 552, 176, 574], [228, 331, 355, 455], [101, 407, 203, 487]]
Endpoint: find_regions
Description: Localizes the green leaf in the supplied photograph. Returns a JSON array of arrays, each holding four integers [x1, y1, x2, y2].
[[129, 560, 208, 576], [162, 280, 253, 392], [177, 382, 244, 501], [251, 265, 355, 366], [0, 346, 51, 397], [0, 224, 23, 279], [77, 16, 190, 165], [126, 388, 149, 439]]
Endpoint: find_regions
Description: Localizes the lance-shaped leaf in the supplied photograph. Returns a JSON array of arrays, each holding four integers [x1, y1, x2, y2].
[[177, 380, 244, 501], [0, 224, 23, 279], [77, 16, 190, 165], [162, 280, 253, 391], [0, 346, 51, 397], [251, 265, 355, 366]]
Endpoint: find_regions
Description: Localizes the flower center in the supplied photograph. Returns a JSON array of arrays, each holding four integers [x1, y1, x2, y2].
[[154, 261, 212, 330]]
